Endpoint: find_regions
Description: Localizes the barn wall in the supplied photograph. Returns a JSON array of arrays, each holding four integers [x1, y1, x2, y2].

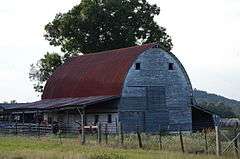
[[119, 48, 193, 133], [46, 100, 119, 133]]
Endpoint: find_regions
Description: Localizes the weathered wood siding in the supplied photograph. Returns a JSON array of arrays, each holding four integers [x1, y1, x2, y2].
[[119, 48, 193, 133]]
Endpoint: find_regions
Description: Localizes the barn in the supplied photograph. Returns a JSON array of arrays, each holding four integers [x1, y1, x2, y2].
[[0, 43, 215, 133]]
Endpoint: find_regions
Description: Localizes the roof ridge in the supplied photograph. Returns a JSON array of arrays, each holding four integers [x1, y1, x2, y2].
[[77, 42, 157, 57]]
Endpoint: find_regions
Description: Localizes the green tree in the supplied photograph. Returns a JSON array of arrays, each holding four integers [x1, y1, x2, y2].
[[44, 0, 172, 56], [30, 0, 173, 93], [29, 52, 62, 93]]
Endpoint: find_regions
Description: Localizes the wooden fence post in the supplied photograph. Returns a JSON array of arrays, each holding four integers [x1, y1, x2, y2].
[[204, 129, 208, 154], [179, 129, 185, 153], [98, 122, 102, 144], [136, 125, 143, 148], [159, 125, 163, 150], [81, 110, 85, 145], [38, 122, 40, 137], [215, 125, 221, 156], [119, 122, 124, 146], [234, 122, 239, 159], [15, 122, 18, 135], [105, 123, 108, 144]]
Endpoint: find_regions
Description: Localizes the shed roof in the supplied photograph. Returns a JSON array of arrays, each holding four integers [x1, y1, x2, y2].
[[0, 96, 119, 111], [42, 43, 156, 99]]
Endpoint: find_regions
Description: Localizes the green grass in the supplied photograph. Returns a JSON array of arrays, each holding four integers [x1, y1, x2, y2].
[[0, 135, 235, 159]]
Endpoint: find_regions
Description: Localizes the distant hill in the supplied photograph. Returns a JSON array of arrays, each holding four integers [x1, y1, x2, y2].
[[193, 89, 240, 117]]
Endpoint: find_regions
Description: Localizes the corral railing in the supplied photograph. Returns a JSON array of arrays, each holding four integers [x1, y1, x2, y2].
[[0, 123, 52, 135]]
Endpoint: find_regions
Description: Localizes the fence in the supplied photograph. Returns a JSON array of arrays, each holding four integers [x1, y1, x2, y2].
[[0, 121, 239, 158]]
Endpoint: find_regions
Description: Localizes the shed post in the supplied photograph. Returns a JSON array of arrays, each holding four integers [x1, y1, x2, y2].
[[81, 108, 85, 145], [22, 111, 25, 124], [67, 110, 69, 133]]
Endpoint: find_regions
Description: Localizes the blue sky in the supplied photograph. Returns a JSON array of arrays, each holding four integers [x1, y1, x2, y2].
[[0, 0, 239, 102]]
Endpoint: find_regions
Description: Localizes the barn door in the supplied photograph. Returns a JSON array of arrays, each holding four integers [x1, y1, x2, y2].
[[146, 86, 169, 132]]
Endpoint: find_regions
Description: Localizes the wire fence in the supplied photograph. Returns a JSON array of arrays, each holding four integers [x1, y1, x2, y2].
[[0, 121, 239, 158]]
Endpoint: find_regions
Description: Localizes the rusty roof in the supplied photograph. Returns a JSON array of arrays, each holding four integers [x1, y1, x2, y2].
[[0, 96, 119, 111], [42, 43, 156, 99]]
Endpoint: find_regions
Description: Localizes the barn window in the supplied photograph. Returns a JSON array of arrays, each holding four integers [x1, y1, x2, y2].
[[94, 115, 99, 125], [168, 63, 174, 70], [135, 63, 141, 70], [107, 114, 112, 123]]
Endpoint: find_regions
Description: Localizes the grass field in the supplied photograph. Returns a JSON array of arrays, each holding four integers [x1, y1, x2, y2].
[[0, 135, 235, 159]]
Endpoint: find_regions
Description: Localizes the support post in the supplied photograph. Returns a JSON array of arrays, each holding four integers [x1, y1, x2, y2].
[[215, 125, 221, 156], [67, 110, 69, 134], [81, 109, 85, 145], [22, 111, 25, 124]]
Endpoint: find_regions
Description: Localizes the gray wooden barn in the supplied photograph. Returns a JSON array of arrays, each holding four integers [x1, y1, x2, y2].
[[0, 43, 215, 133]]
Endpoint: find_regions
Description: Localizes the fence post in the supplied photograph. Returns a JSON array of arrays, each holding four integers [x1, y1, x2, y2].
[[81, 110, 85, 145], [98, 122, 102, 144], [136, 125, 143, 148], [105, 123, 108, 144], [179, 129, 185, 153], [159, 125, 163, 150], [38, 122, 40, 137], [119, 122, 124, 146], [215, 125, 221, 156], [234, 122, 239, 159], [15, 122, 18, 135], [204, 129, 208, 154]]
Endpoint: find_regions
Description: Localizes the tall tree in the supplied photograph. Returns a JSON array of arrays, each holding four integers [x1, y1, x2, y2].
[[44, 0, 172, 56], [30, 0, 173, 93]]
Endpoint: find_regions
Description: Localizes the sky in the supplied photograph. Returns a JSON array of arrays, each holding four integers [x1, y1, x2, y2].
[[0, 0, 239, 102]]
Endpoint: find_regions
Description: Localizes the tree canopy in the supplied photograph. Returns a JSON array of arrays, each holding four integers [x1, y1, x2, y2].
[[30, 0, 173, 93], [44, 0, 172, 56]]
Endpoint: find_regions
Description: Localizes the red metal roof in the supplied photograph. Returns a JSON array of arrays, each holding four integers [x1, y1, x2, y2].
[[42, 43, 156, 99]]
